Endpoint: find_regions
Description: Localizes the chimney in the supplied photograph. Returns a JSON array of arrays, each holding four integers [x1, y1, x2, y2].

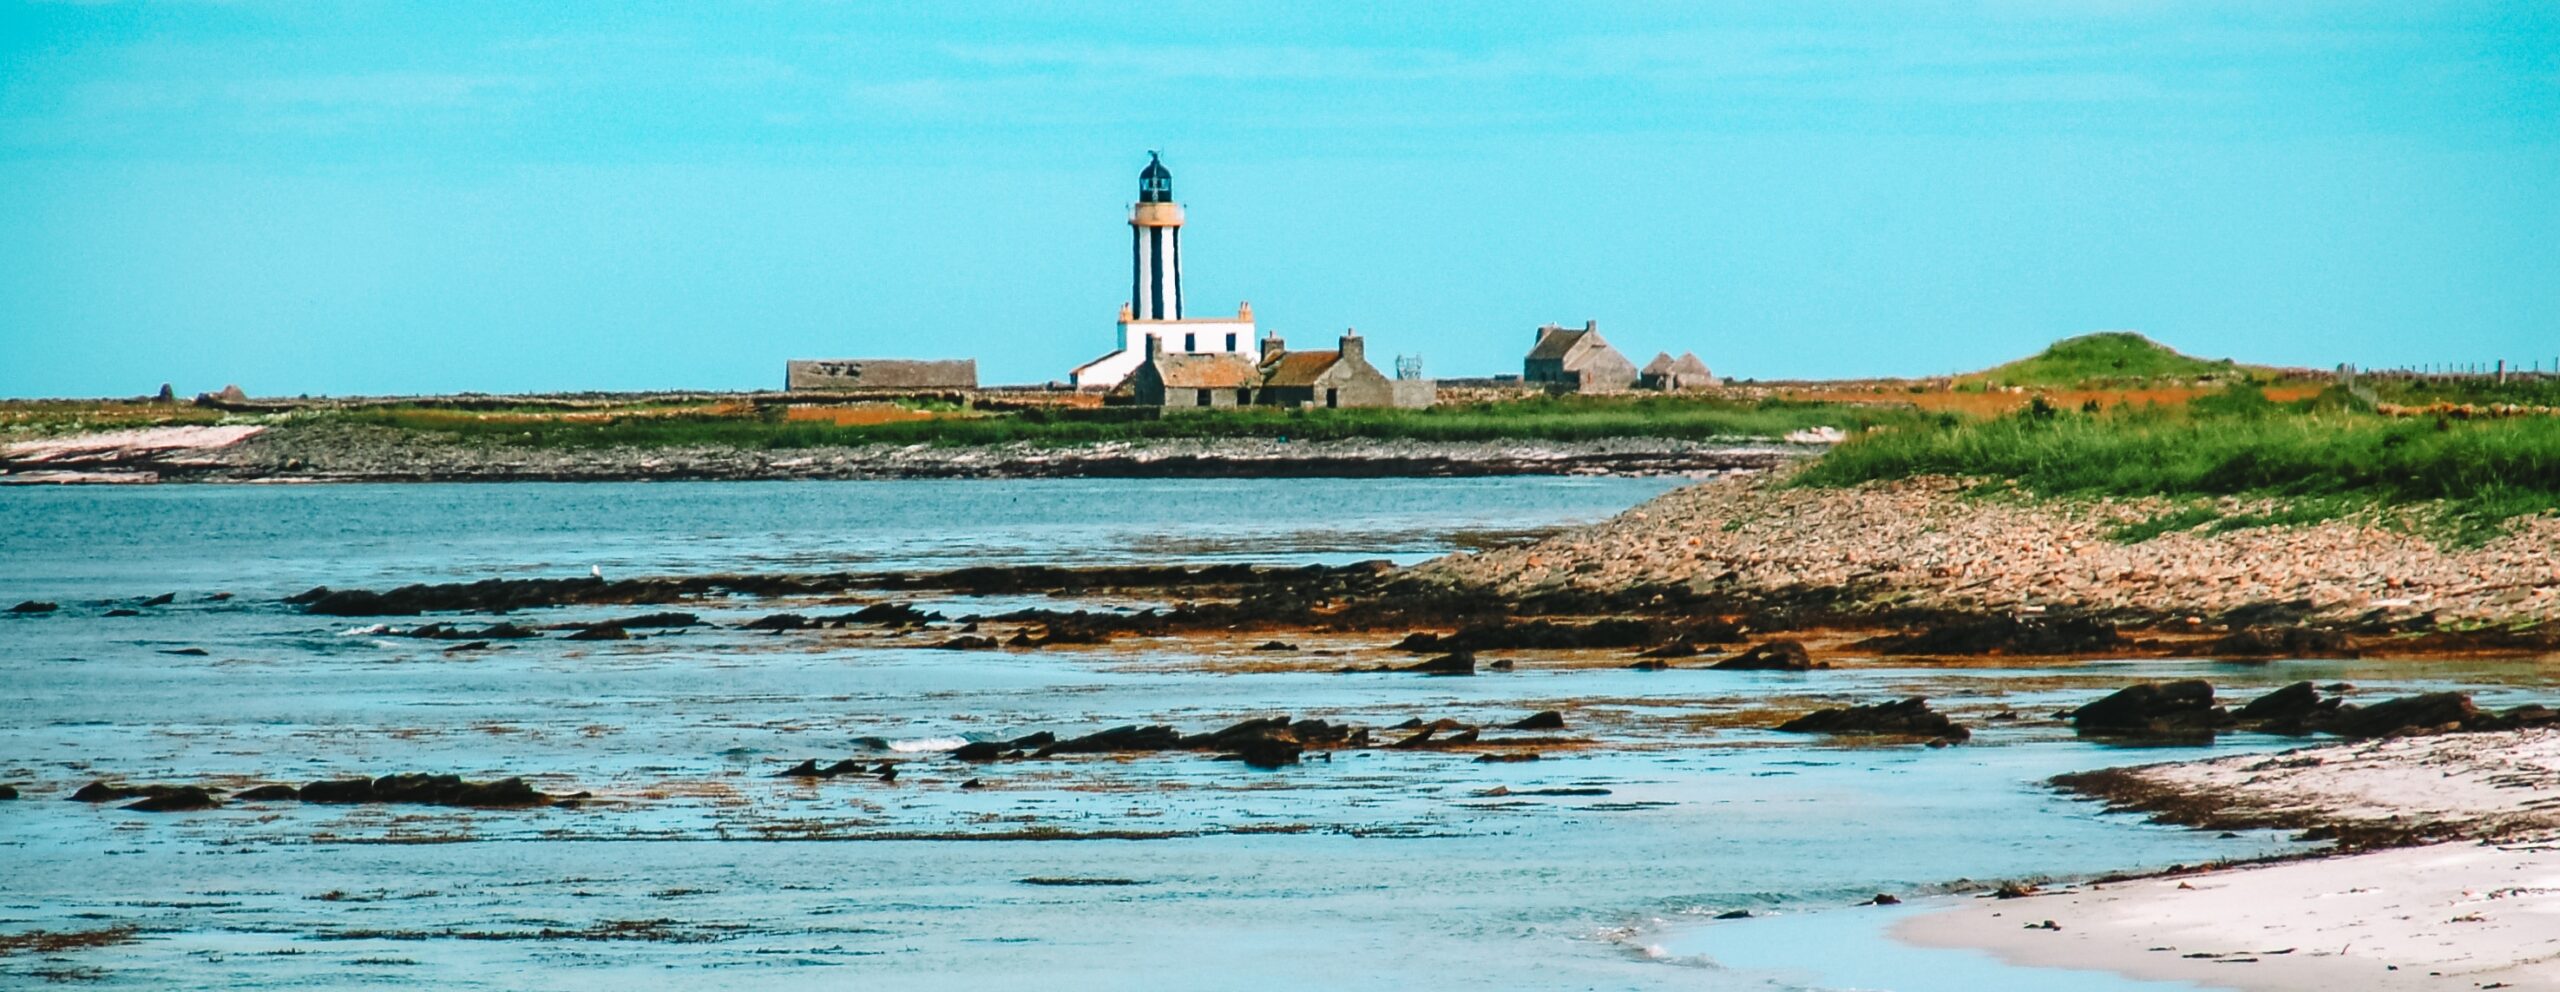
[[1583, 320, 1598, 333], [1145, 332, 1165, 360], [1338, 329, 1364, 364], [1260, 332, 1286, 361]]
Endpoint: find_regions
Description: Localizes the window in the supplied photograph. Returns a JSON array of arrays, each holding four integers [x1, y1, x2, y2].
[[1196, 389, 1211, 406], [1183, 333, 1197, 351], [1236, 388, 1250, 404], [1226, 333, 1239, 351]]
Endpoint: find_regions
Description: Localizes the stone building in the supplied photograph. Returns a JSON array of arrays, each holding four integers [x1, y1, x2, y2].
[[786, 359, 977, 391], [1128, 330, 1427, 410], [1071, 153, 1261, 390], [1523, 321, 1637, 393], [1639, 352, 1717, 390], [1254, 331, 1404, 409], [1126, 337, 1261, 409]]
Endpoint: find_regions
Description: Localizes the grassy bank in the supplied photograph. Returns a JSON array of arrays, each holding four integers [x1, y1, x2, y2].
[[330, 396, 1944, 448], [1796, 387, 2560, 542]]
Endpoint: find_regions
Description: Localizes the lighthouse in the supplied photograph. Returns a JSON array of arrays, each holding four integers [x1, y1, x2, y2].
[[1070, 152, 1259, 389], [1131, 152, 1183, 320]]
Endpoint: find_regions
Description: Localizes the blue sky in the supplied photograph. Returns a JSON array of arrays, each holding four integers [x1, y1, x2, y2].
[[2, 2, 2555, 396]]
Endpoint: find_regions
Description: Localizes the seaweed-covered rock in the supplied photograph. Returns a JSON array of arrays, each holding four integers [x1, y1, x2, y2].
[[2230, 681, 2342, 734], [1040, 724, 1185, 756], [2071, 680, 2224, 738], [122, 786, 220, 812], [2324, 692, 2480, 739], [1862, 616, 2125, 656], [1399, 651, 1476, 676], [2209, 626, 2354, 658], [1775, 698, 1969, 741], [299, 778, 376, 803], [1710, 640, 1818, 671], [847, 602, 943, 627]]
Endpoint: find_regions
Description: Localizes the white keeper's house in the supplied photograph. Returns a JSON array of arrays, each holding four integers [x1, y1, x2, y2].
[[1069, 152, 1260, 390]]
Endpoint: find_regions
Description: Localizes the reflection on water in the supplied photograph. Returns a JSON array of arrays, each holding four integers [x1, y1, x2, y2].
[[1, 479, 2545, 991]]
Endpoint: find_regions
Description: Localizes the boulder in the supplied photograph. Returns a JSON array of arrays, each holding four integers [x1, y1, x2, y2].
[[2324, 692, 2480, 739], [1040, 724, 1185, 756], [1398, 651, 1476, 676], [123, 786, 220, 812], [848, 602, 942, 627], [2231, 681, 2338, 734], [1711, 640, 1819, 671], [612, 612, 700, 628], [1224, 735, 1303, 769], [741, 613, 813, 632], [1775, 697, 1969, 741], [9, 601, 59, 614], [1252, 641, 1299, 652], [933, 635, 1001, 650], [1506, 711, 1566, 731], [139, 593, 176, 607], [69, 780, 145, 802], [233, 784, 300, 801], [299, 778, 376, 803], [773, 760, 825, 778], [948, 741, 1007, 762], [2071, 680, 2224, 737], [450, 777, 546, 807], [0, 784, 16, 800], [564, 625, 630, 641]]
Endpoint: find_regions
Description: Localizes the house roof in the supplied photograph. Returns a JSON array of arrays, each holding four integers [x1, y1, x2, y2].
[[1666, 352, 1714, 377], [1149, 352, 1260, 389], [1641, 352, 1676, 375], [1526, 326, 1589, 361], [1258, 350, 1343, 387]]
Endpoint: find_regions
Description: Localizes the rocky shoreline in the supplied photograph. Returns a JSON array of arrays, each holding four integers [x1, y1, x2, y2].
[[0, 421, 1810, 483], [1418, 471, 2560, 626]]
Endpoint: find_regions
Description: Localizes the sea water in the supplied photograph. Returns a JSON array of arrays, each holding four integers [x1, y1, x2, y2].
[[3, 479, 2543, 990]]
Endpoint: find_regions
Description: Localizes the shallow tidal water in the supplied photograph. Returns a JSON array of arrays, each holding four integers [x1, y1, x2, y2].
[[3, 478, 2551, 991]]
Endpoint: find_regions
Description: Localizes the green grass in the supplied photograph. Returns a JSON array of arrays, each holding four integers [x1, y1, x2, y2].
[[1800, 389, 2560, 542], [328, 396, 1947, 449], [1966, 332, 2258, 388]]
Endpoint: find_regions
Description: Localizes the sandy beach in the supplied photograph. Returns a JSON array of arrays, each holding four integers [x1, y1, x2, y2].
[[1905, 728, 2560, 991]]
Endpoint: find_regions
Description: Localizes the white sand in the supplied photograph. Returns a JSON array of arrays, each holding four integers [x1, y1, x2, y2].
[[1900, 840, 2560, 991], [1906, 729, 2560, 990]]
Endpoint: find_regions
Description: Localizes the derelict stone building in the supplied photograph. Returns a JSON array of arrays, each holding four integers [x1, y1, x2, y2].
[[1523, 321, 1638, 393], [786, 359, 977, 392], [1639, 352, 1717, 390]]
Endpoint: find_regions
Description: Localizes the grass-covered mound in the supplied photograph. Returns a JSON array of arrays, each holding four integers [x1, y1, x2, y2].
[[1796, 385, 2560, 542], [1967, 332, 2258, 389]]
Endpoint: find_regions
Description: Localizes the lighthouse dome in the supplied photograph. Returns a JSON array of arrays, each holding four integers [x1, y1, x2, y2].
[[1138, 152, 1173, 203]]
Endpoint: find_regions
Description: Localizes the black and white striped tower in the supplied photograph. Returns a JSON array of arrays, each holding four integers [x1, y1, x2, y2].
[[1130, 152, 1184, 321]]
